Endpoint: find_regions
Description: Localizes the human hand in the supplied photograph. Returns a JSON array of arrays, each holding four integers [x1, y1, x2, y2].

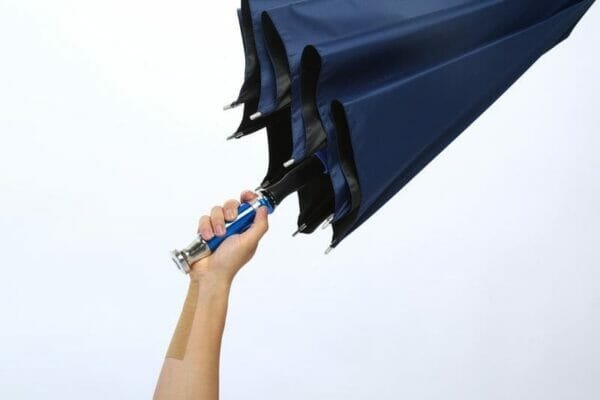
[[190, 191, 269, 284]]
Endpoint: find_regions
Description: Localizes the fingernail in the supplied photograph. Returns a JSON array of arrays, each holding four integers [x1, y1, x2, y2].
[[201, 229, 214, 240], [216, 225, 226, 236]]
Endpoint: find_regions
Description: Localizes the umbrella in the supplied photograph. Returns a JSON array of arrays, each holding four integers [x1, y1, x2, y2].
[[262, 0, 595, 239], [171, 0, 595, 272]]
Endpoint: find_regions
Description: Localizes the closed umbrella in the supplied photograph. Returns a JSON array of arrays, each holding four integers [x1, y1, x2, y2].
[[171, 0, 595, 272]]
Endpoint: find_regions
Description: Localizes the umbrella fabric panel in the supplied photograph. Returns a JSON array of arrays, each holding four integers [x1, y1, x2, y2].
[[263, 0, 478, 162], [234, 2, 267, 137], [235, 8, 260, 106], [262, 0, 478, 229], [244, 0, 302, 117], [233, 1, 299, 138], [303, 0, 586, 223], [312, 0, 580, 104], [235, 5, 296, 189], [239, 0, 325, 230], [264, 0, 485, 225], [261, 106, 294, 186], [330, 0, 595, 246]]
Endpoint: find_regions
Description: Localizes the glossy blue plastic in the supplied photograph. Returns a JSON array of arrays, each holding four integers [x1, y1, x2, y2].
[[206, 196, 274, 252]]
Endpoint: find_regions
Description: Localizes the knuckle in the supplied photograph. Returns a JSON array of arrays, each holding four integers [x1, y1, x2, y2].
[[225, 203, 238, 212], [241, 191, 256, 201]]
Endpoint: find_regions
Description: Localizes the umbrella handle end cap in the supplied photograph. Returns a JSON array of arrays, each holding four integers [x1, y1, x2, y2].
[[171, 250, 191, 274]]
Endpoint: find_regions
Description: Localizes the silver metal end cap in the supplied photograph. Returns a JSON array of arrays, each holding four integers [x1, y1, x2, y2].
[[170, 250, 191, 275]]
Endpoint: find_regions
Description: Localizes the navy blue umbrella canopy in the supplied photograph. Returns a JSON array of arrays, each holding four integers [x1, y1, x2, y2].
[[228, 0, 595, 248]]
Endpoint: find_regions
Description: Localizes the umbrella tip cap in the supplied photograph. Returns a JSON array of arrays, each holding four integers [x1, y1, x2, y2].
[[223, 100, 242, 111], [283, 159, 296, 168], [292, 223, 308, 237], [320, 214, 334, 230], [226, 132, 244, 141], [249, 112, 262, 121]]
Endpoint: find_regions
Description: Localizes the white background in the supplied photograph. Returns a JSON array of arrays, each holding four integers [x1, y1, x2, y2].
[[1, 1, 599, 399]]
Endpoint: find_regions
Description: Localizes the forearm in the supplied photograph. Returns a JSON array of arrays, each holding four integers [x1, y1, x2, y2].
[[154, 192, 268, 399], [184, 278, 231, 399], [155, 277, 232, 400]]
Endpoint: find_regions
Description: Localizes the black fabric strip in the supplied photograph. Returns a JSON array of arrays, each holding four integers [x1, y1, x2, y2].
[[262, 106, 294, 186], [262, 13, 292, 109], [331, 101, 362, 246], [300, 46, 328, 155], [236, 1, 260, 104], [297, 174, 335, 234]]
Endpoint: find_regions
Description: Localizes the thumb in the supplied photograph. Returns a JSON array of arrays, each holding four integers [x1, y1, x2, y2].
[[241, 206, 269, 244]]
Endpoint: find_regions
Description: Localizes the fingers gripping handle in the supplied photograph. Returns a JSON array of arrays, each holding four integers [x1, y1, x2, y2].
[[207, 200, 267, 250], [170, 195, 274, 274]]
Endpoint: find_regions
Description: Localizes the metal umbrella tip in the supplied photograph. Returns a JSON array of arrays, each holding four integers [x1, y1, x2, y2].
[[292, 223, 308, 237], [283, 159, 296, 168], [255, 180, 270, 192], [325, 246, 334, 255], [249, 112, 262, 121], [320, 214, 334, 230], [226, 132, 243, 141], [223, 101, 240, 111]]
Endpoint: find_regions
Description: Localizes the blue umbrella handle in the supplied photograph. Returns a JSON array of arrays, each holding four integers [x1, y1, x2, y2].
[[207, 197, 274, 250], [170, 152, 328, 275], [170, 195, 274, 274]]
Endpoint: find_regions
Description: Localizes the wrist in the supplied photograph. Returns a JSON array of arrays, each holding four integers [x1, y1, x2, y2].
[[198, 275, 232, 293], [189, 258, 234, 289]]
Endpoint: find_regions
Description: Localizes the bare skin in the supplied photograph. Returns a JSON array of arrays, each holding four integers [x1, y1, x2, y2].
[[154, 191, 269, 400]]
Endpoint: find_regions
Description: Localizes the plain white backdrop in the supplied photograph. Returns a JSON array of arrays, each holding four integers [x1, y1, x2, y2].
[[1, 1, 599, 399]]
